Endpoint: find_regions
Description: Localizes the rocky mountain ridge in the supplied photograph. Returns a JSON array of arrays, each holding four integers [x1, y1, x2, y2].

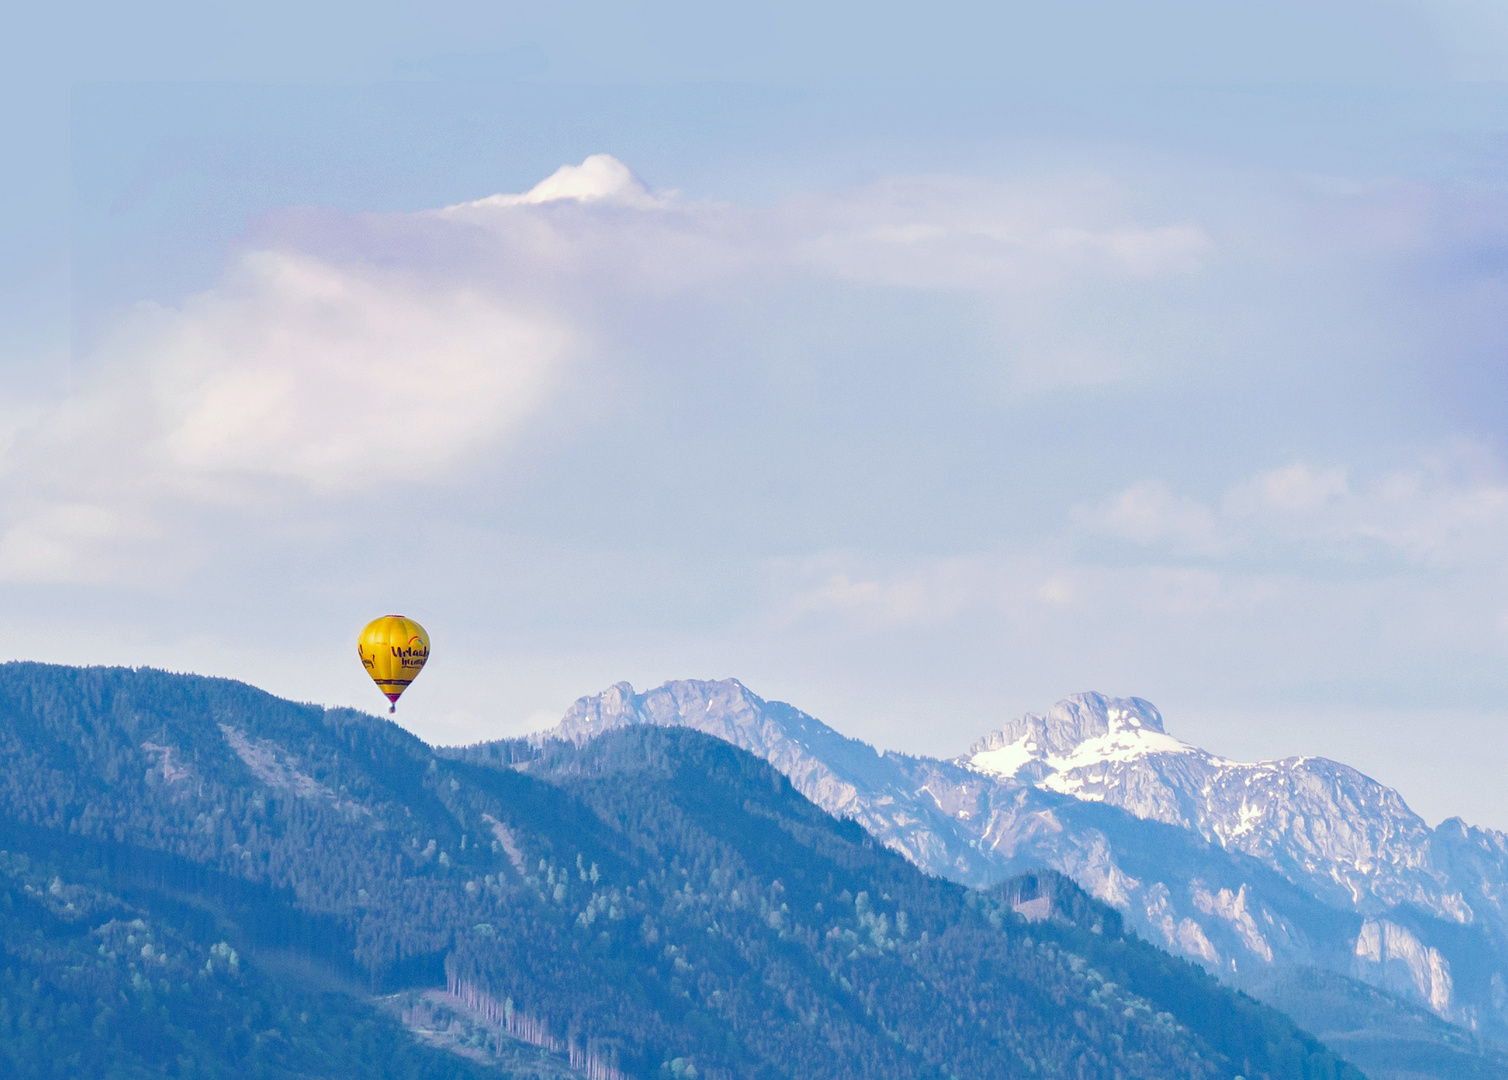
[[537, 680, 1508, 1051], [961, 694, 1487, 925]]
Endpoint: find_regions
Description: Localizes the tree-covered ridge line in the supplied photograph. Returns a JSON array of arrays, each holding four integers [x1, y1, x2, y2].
[[0, 661, 1364, 1078]]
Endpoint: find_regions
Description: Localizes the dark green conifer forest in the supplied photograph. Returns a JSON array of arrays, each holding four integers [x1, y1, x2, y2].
[[0, 662, 1365, 1079]]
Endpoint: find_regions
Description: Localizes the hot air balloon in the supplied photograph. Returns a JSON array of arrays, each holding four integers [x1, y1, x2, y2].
[[357, 615, 429, 712]]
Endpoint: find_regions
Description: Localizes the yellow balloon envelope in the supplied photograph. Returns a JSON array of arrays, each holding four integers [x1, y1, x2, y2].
[[357, 615, 430, 712]]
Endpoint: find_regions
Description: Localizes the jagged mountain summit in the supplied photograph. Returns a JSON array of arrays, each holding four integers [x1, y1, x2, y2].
[[542, 679, 999, 880], [961, 693, 1473, 921], [536, 680, 1508, 1054]]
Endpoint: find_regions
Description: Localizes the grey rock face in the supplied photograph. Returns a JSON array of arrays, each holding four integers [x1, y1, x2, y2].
[[966, 692, 1168, 756], [543, 678, 995, 881], [536, 680, 1508, 1042], [963, 692, 1454, 921]]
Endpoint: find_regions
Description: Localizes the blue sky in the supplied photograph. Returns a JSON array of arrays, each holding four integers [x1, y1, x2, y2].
[[4, 2, 1508, 826]]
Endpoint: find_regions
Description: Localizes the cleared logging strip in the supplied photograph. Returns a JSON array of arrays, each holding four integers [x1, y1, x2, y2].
[[444, 962, 628, 1080]]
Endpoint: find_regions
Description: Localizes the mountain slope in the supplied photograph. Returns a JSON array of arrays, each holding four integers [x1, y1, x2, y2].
[[1232, 965, 1508, 1080], [532, 679, 1508, 1062], [960, 693, 1508, 1032], [0, 661, 1360, 1080], [0, 814, 504, 1079]]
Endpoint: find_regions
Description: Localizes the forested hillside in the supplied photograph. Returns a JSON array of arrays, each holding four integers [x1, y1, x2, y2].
[[0, 662, 1364, 1078]]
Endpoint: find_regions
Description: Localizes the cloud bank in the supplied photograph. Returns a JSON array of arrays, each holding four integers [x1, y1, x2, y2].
[[0, 155, 1249, 580]]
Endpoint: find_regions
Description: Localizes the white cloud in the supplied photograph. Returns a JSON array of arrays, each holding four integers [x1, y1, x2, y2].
[[1030, 563, 1264, 618], [1351, 443, 1508, 565], [1079, 480, 1221, 551], [1230, 463, 1350, 514], [772, 552, 1264, 632], [138, 250, 570, 490], [0, 219, 579, 579], [1084, 443, 1508, 573], [789, 174, 1215, 290], [6, 153, 1503, 609], [0, 503, 127, 584], [0, 154, 1255, 582], [1036, 572, 1079, 606], [784, 445, 1508, 653], [778, 557, 995, 632]]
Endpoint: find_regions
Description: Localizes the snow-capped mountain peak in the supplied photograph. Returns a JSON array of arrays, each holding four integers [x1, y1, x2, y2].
[[963, 692, 1219, 785], [958, 692, 1470, 939]]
